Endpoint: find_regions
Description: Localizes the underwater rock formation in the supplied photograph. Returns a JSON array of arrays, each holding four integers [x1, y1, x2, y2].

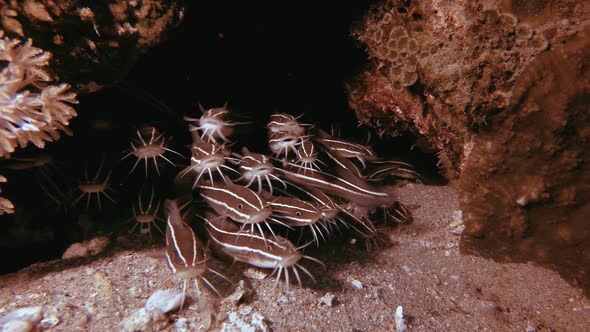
[[0, 0, 186, 92], [348, 0, 589, 179], [460, 28, 590, 294], [348, 0, 590, 294]]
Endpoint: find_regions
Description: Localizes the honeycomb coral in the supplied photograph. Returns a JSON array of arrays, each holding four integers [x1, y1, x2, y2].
[[515, 22, 533, 39], [530, 33, 549, 50], [348, 0, 590, 179], [363, 13, 419, 90]]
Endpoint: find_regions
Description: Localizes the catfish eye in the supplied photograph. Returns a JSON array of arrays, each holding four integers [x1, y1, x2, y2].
[[238, 203, 244, 209], [295, 211, 302, 217]]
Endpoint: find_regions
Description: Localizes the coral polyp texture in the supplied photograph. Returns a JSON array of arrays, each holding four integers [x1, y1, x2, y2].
[[0, 175, 13, 215], [0, 33, 78, 214], [365, 15, 419, 90], [0, 35, 78, 157], [348, 0, 590, 294], [349, 0, 589, 179]]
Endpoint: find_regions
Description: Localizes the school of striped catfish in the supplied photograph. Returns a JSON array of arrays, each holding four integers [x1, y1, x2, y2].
[[145, 103, 420, 306], [76, 103, 419, 306]]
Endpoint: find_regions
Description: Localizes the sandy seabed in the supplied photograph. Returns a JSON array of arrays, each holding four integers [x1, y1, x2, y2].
[[0, 184, 588, 331]]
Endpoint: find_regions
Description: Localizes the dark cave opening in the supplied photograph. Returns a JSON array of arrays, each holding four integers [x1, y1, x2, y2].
[[0, 0, 444, 274]]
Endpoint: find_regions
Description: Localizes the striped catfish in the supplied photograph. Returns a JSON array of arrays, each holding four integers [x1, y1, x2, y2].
[[313, 128, 377, 168], [285, 181, 379, 238], [122, 126, 183, 176], [177, 135, 234, 187], [366, 159, 422, 183], [276, 164, 394, 209], [342, 205, 389, 252], [164, 199, 228, 309], [266, 112, 309, 137], [268, 131, 303, 159], [232, 147, 287, 194], [268, 195, 327, 244], [204, 212, 323, 290], [184, 102, 248, 143], [297, 185, 340, 221], [276, 165, 412, 224], [319, 146, 364, 179], [294, 139, 323, 173], [287, 183, 347, 228], [199, 182, 281, 238]]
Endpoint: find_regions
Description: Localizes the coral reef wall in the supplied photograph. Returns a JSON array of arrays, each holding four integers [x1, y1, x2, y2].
[[348, 0, 590, 294], [348, 0, 588, 179], [460, 29, 590, 292], [0, 0, 186, 92]]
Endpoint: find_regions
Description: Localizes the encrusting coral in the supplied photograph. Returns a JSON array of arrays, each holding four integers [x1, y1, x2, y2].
[[348, 0, 588, 179], [348, 0, 590, 294], [0, 31, 79, 213]]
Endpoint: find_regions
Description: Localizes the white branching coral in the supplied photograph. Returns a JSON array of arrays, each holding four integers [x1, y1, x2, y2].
[[0, 32, 78, 158], [0, 175, 14, 215], [0, 31, 79, 214]]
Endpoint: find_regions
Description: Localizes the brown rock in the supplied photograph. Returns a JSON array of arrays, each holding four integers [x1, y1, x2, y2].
[[460, 28, 590, 295]]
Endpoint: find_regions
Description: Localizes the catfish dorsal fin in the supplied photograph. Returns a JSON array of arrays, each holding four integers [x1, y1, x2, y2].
[[259, 189, 273, 201], [191, 130, 204, 144], [205, 211, 240, 232], [164, 199, 182, 226], [198, 103, 206, 113]]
